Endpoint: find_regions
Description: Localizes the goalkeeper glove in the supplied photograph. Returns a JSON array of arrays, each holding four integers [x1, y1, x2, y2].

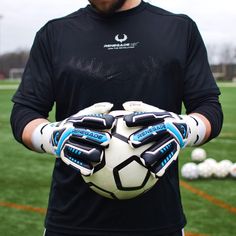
[[31, 102, 115, 176], [122, 101, 207, 177]]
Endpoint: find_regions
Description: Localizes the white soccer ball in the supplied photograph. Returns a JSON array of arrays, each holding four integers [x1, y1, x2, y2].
[[181, 162, 199, 180], [203, 158, 218, 174], [230, 163, 236, 178], [191, 148, 207, 162], [197, 162, 213, 178], [219, 160, 233, 170], [82, 111, 158, 200], [214, 160, 233, 178]]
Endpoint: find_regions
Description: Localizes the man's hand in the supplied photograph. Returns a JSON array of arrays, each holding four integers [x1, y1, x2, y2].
[[122, 101, 207, 178], [31, 102, 115, 176]]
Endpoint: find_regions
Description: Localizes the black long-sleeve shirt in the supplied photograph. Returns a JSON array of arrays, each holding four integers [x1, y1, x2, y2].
[[11, 2, 223, 235]]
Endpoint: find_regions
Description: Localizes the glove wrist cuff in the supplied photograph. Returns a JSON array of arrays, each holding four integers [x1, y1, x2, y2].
[[31, 122, 56, 154], [181, 114, 206, 146]]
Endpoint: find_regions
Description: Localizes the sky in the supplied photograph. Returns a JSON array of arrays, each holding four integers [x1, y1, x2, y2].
[[0, 0, 236, 56]]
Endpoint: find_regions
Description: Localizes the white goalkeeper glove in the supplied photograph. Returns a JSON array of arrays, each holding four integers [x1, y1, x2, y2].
[[31, 102, 115, 176], [122, 101, 207, 177]]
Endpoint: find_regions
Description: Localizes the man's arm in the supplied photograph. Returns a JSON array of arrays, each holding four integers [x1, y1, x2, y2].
[[191, 113, 211, 143], [22, 118, 49, 151]]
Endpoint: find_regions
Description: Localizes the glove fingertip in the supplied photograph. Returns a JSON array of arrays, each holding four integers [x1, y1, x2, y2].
[[123, 101, 165, 113], [80, 168, 94, 176], [150, 171, 158, 179], [128, 136, 139, 148], [155, 169, 166, 178], [122, 101, 143, 111], [94, 102, 114, 114], [78, 102, 114, 116]]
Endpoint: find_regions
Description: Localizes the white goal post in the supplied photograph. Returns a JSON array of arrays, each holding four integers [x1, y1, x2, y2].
[[9, 68, 25, 80]]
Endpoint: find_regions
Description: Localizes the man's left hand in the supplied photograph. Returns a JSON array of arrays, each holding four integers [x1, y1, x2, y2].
[[122, 101, 206, 178]]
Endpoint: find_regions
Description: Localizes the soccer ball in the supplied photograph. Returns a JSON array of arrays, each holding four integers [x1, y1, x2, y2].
[[203, 158, 217, 175], [219, 160, 233, 172], [214, 160, 233, 178], [191, 148, 207, 162], [204, 158, 217, 167], [181, 162, 199, 180], [230, 163, 236, 178], [82, 111, 158, 200], [197, 162, 213, 178]]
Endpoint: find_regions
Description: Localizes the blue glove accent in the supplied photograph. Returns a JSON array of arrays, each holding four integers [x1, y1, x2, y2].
[[54, 127, 110, 156], [160, 151, 174, 167], [165, 122, 187, 148], [73, 128, 109, 145], [55, 127, 74, 156], [159, 142, 172, 154], [132, 123, 166, 143]]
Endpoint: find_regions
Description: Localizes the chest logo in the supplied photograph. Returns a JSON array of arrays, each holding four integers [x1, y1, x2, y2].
[[115, 34, 128, 43], [104, 33, 139, 50]]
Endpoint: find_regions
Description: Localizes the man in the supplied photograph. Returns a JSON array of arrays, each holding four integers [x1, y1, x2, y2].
[[11, 0, 223, 235]]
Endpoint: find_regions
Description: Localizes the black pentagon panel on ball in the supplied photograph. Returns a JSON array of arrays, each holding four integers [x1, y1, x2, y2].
[[113, 155, 151, 191]]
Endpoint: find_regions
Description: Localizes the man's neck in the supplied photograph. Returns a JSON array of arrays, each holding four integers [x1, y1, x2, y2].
[[117, 0, 142, 12]]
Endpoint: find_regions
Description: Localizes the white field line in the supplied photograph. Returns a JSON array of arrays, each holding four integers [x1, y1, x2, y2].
[[211, 138, 236, 144], [0, 85, 19, 90], [217, 82, 236, 87]]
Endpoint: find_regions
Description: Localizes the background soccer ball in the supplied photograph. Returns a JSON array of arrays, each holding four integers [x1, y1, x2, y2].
[[197, 162, 213, 178], [203, 158, 217, 175], [191, 148, 207, 162], [230, 163, 236, 178], [82, 111, 158, 200], [181, 162, 199, 180], [214, 160, 233, 178]]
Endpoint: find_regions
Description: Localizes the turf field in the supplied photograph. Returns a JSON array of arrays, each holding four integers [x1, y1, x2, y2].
[[0, 81, 235, 236]]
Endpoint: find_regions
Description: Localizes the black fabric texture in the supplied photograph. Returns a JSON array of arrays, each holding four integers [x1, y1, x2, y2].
[[11, 1, 223, 235], [44, 228, 184, 236], [10, 103, 47, 143]]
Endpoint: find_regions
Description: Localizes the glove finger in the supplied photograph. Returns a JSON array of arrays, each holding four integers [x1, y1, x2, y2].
[[140, 136, 176, 166], [128, 123, 169, 148], [60, 143, 103, 176], [61, 142, 103, 176], [144, 139, 180, 178], [67, 114, 116, 129], [124, 112, 172, 127], [71, 128, 111, 147], [123, 101, 165, 112], [165, 120, 188, 148], [51, 128, 68, 148], [63, 142, 103, 163], [78, 102, 114, 115], [52, 127, 111, 158]]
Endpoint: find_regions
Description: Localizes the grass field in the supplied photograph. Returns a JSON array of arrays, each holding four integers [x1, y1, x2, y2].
[[0, 81, 235, 236]]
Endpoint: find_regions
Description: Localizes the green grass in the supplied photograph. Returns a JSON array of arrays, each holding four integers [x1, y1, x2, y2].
[[0, 79, 21, 85], [0, 89, 54, 235], [0, 84, 236, 236], [178, 85, 236, 236]]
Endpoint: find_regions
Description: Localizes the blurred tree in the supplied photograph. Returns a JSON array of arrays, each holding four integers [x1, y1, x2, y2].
[[219, 44, 236, 64], [0, 50, 29, 78]]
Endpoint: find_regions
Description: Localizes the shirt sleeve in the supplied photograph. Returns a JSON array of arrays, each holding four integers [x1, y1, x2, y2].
[[12, 25, 55, 117], [183, 19, 223, 140], [183, 20, 220, 104]]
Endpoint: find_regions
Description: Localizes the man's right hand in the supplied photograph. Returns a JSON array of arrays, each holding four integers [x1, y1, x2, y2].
[[31, 102, 115, 176]]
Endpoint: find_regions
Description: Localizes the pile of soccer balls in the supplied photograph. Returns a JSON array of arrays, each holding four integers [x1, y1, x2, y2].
[[181, 148, 236, 180]]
